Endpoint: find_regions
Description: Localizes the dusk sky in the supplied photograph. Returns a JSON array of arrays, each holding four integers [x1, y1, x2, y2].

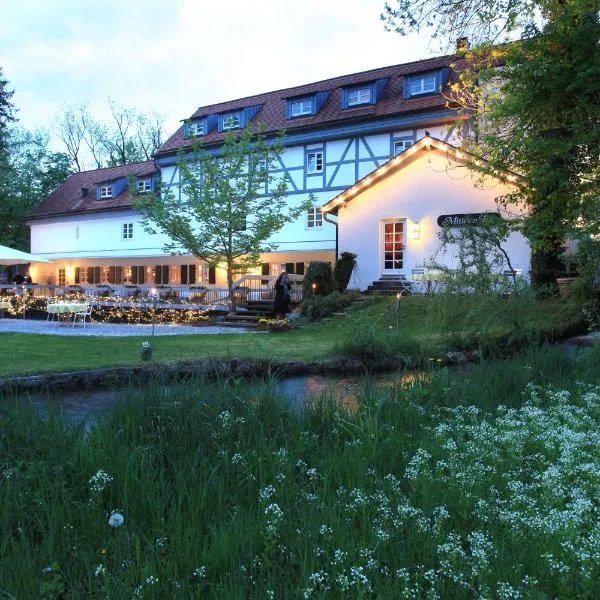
[[1, 0, 440, 147]]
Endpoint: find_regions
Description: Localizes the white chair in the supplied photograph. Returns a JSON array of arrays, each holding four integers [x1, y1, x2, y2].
[[46, 297, 58, 321], [72, 302, 93, 328]]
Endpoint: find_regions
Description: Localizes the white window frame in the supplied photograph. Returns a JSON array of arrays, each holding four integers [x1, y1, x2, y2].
[[306, 207, 323, 228], [100, 185, 113, 199], [137, 179, 152, 193], [290, 98, 313, 117], [347, 87, 372, 106], [306, 151, 323, 174], [222, 114, 241, 131], [122, 223, 133, 240], [188, 122, 204, 136], [409, 75, 437, 96], [393, 140, 414, 156]]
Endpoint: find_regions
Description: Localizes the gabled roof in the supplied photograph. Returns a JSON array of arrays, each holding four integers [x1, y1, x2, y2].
[[27, 161, 158, 220], [156, 54, 465, 156], [321, 135, 524, 215]]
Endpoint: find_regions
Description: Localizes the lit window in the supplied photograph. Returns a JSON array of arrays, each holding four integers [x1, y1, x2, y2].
[[58, 268, 66, 286], [222, 114, 240, 131], [122, 223, 133, 240], [347, 87, 372, 106], [137, 179, 152, 193], [307, 151, 323, 174], [290, 98, 313, 117], [393, 140, 414, 155], [188, 121, 204, 136], [409, 75, 437, 96], [306, 207, 323, 228], [100, 185, 113, 199]]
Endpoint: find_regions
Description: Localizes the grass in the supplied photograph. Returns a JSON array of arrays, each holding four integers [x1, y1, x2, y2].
[[2, 345, 600, 597], [0, 294, 583, 377]]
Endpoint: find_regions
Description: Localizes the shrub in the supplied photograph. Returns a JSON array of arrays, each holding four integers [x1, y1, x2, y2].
[[299, 290, 355, 321], [333, 251, 357, 292], [302, 261, 336, 298]]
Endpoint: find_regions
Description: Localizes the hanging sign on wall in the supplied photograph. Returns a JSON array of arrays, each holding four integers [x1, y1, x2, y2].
[[437, 213, 501, 228]]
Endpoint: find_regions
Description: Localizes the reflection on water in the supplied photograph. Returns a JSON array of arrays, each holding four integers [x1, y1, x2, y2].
[[10, 371, 428, 426]]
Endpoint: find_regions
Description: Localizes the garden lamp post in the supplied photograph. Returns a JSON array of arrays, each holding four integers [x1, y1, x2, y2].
[[311, 282, 317, 317], [396, 292, 402, 333]]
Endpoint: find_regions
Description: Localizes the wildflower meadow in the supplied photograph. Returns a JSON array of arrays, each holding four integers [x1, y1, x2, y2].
[[2, 345, 600, 598]]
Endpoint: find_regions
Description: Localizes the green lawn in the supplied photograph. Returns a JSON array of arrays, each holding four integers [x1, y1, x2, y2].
[[0, 295, 583, 377]]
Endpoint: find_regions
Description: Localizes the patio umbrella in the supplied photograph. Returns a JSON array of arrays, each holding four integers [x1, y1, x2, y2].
[[0, 244, 52, 265]]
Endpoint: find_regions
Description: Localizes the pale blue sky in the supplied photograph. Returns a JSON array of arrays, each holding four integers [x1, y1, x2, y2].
[[1, 0, 438, 146]]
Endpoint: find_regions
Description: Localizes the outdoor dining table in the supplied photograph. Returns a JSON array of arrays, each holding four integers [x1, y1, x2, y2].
[[47, 302, 88, 322], [0, 298, 11, 316]]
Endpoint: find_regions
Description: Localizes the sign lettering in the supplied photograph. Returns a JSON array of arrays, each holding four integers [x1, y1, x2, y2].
[[437, 213, 501, 228]]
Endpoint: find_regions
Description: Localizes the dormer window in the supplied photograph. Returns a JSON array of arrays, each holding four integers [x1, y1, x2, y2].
[[346, 86, 372, 106], [342, 79, 388, 109], [188, 121, 204, 137], [290, 98, 313, 117], [99, 185, 113, 199], [137, 179, 152, 193], [221, 113, 241, 131], [410, 75, 436, 96], [404, 70, 449, 99]]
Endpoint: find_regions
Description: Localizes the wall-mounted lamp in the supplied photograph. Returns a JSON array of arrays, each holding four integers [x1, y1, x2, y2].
[[412, 221, 421, 240]]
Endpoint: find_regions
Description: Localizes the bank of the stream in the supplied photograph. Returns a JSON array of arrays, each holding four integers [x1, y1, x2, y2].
[[3, 345, 600, 598]]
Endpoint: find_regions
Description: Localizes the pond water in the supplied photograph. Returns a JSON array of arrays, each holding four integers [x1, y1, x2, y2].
[[13, 371, 428, 427]]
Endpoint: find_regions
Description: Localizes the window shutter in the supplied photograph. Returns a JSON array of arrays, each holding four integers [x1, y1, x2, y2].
[[295, 262, 305, 276], [180, 265, 188, 285], [96, 186, 102, 200], [112, 177, 128, 198], [285, 262, 295, 274], [243, 104, 262, 126], [189, 265, 196, 285], [261, 263, 270, 276], [208, 266, 216, 284]]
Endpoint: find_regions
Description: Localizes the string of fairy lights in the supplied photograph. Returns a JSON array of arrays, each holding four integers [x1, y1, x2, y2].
[[0, 291, 218, 325]]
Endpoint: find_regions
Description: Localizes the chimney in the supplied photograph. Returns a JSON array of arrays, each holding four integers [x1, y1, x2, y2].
[[81, 187, 89, 198], [456, 37, 470, 53]]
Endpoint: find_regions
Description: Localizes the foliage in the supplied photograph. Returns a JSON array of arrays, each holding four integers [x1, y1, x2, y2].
[[1, 128, 72, 249], [52, 99, 166, 171], [426, 217, 520, 294], [6, 348, 600, 596], [383, 0, 600, 254], [333, 251, 357, 292], [136, 126, 312, 306], [302, 261, 336, 298], [299, 290, 355, 321]]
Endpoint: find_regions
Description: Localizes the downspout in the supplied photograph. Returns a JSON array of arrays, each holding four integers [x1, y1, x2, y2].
[[322, 211, 339, 260]]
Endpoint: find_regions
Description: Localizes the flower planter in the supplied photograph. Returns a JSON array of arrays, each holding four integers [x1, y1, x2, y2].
[[556, 277, 578, 298]]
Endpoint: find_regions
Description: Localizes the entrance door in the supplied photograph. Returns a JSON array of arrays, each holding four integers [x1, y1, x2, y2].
[[381, 220, 405, 272]]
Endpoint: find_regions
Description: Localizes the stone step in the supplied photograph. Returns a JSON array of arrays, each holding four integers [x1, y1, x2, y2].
[[224, 313, 262, 321], [218, 320, 258, 328]]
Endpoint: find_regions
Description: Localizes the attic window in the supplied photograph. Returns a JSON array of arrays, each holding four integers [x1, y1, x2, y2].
[[137, 179, 152, 193], [347, 86, 372, 106], [188, 121, 204, 136], [99, 185, 113, 199], [410, 75, 436, 95], [221, 113, 241, 131], [289, 97, 313, 117]]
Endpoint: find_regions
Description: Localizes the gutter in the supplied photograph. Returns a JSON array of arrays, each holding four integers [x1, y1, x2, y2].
[[322, 212, 339, 260]]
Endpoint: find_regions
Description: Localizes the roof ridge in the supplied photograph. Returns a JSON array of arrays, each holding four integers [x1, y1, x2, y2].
[[70, 159, 156, 176]]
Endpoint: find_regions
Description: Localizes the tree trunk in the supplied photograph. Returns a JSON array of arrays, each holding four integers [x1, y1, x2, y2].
[[227, 261, 236, 311]]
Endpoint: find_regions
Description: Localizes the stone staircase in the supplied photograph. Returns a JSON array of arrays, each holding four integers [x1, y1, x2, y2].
[[218, 299, 275, 328], [366, 274, 412, 296]]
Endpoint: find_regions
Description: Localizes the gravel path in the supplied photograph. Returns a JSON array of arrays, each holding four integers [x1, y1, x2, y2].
[[0, 319, 256, 337]]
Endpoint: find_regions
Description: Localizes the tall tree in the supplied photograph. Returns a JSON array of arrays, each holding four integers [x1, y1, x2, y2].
[[382, 0, 600, 255], [0, 67, 17, 247], [136, 127, 312, 304], [1, 128, 71, 249], [53, 100, 166, 171]]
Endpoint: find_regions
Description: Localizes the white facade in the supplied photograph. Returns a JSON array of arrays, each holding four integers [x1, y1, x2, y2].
[[326, 143, 530, 290]]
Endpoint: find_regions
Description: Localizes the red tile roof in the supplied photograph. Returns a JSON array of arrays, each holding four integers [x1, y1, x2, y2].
[[27, 161, 157, 219], [156, 54, 463, 156]]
